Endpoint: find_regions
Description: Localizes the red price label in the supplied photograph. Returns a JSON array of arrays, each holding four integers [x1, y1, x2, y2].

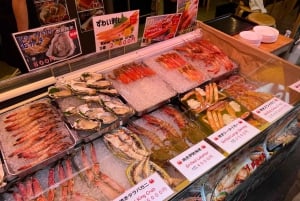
[[69, 29, 77, 39]]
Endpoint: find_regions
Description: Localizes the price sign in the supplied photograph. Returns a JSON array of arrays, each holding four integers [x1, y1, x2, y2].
[[169, 140, 225, 181], [141, 13, 182, 47], [207, 118, 260, 154], [12, 19, 82, 71], [252, 97, 294, 122], [93, 10, 139, 52], [114, 172, 174, 201], [289, 80, 300, 93]]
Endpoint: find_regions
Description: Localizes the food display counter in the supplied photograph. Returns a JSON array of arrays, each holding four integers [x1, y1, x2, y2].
[[0, 21, 299, 201]]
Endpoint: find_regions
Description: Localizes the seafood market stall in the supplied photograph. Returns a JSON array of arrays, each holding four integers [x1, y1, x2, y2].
[[0, 21, 299, 201]]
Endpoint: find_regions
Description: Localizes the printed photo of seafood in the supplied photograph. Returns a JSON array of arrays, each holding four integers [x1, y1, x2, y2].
[[177, 0, 199, 35], [79, 9, 105, 32], [13, 19, 82, 71], [141, 13, 182, 47], [0, 98, 76, 177], [76, 0, 104, 11], [93, 10, 139, 52], [34, 0, 69, 25]]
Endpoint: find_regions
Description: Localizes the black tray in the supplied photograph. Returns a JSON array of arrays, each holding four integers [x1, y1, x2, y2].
[[204, 13, 257, 36]]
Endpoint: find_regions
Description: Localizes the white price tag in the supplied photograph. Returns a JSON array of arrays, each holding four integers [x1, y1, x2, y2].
[[114, 172, 174, 201], [169, 140, 225, 181], [289, 80, 300, 93], [207, 118, 260, 154], [252, 97, 294, 122]]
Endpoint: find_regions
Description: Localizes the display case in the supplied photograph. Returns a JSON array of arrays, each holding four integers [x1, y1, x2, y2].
[[0, 22, 299, 201]]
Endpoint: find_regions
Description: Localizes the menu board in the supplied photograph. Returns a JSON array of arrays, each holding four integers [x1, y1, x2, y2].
[[13, 19, 82, 71], [75, 0, 105, 32], [34, 0, 70, 25], [141, 13, 182, 47], [176, 0, 199, 35], [93, 10, 139, 53]]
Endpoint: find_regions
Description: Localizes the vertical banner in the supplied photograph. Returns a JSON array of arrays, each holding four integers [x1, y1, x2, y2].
[[141, 13, 182, 47], [93, 10, 139, 53], [13, 19, 82, 71], [75, 0, 105, 32], [177, 0, 199, 35], [34, 0, 70, 25]]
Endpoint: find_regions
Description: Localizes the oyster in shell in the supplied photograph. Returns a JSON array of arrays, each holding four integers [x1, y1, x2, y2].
[[78, 104, 118, 124], [99, 95, 133, 116], [86, 80, 112, 89], [63, 106, 78, 116], [80, 72, 104, 82], [48, 85, 72, 98], [80, 95, 100, 103], [98, 88, 119, 96], [69, 80, 96, 95], [73, 118, 100, 131]]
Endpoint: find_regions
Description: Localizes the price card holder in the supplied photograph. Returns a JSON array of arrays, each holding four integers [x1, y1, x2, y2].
[[252, 97, 294, 123], [207, 118, 261, 154], [114, 172, 174, 201], [169, 140, 225, 182], [289, 80, 300, 93]]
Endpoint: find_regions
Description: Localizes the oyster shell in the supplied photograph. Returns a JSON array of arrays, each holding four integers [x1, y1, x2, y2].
[[63, 106, 78, 116], [80, 95, 100, 103], [77, 104, 118, 124], [98, 88, 119, 96], [99, 95, 133, 116], [69, 80, 96, 95], [48, 85, 72, 98], [73, 118, 100, 131], [86, 80, 112, 89], [104, 128, 149, 163], [80, 72, 104, 82]]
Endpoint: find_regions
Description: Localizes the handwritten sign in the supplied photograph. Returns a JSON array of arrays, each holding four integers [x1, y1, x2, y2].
[[141, 13, 182, 47], [114, 172, 174, 201], [289, 80, 300, 93], [252, 97, 294, 122], [12, 19, 82, 71], [207, 118, 260, 154], [169, 140, 225, 181], [93, 10, 139, 52]]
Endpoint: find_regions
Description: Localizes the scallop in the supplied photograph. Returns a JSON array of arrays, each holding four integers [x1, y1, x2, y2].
[[73, 118, 100, 131], [48, 85, 72, 98]]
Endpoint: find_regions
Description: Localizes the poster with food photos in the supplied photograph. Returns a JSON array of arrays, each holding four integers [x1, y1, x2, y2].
[[176, 0, 199, 35], [75, 0, 105, 32], [12, 19, 82, 71], [93, 10, 139, 53], [34, 0, 70, 25], [141, 13, 182, 47]]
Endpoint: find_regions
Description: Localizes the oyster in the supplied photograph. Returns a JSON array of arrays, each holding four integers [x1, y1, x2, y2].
[[73, 118, 100, 131], [80, 72, 104, 82], [98, 88, 119, 96], [86, 80, 112, 89], [78, 104, 118, 124], [80, 95, 100, 103], [104, 128, 150, 163], [48, 85, 72, 98], [69, 80, 96, 95], [99, 95, 133, 116], [63, 106, 78, 116]]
